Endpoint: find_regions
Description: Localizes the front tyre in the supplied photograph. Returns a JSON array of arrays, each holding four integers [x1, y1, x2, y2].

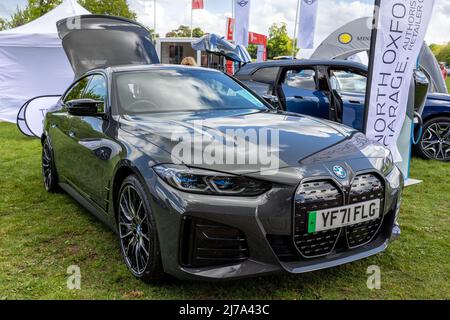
[[42, 138, 60, 192], [117, 175, 165, 283], [415, 117, 450, 161]]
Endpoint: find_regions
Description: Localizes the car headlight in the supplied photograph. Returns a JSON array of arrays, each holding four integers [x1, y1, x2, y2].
[[153, 164, 272, 196], [382, 148, 395, 175]]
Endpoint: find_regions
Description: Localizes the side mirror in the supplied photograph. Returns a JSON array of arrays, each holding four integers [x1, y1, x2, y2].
[[262, 94, 280, 109], [67, 99, 104, 117]]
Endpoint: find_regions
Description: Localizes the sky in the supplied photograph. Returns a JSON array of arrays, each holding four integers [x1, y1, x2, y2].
[[1, 0, 450, 46]]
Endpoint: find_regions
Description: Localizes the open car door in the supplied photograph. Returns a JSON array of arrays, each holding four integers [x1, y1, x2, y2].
[[57, 15, 160, 77]]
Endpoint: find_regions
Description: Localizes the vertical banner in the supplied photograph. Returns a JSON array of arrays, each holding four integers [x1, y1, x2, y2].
[[364, 0, 435, 162], [235, 0, 251, 47], [226, 17, 235, 40], [249, 32, 267, 62], [297, 0, 319, 49], [226, 17, 235, 75], [192, 0, 204, 10]]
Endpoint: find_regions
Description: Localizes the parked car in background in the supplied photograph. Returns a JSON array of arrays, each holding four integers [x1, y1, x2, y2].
[[235, 60, 450, 161]]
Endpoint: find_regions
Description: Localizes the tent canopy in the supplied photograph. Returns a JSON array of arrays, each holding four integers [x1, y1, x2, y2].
[[0, 0, 90, 122], [192, 34, 252, 64]]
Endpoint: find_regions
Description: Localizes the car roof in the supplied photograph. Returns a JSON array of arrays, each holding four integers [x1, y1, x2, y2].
[[236, 59, 368, 75], [83, 64, 223, 77], [110, 64, 221, 73]]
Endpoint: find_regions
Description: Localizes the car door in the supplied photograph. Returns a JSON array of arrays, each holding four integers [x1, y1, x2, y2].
[[65, 74, 113, 209], [52, 77, 91, 181], [278, 67, 330, 119], [328, 69, 367, 131]]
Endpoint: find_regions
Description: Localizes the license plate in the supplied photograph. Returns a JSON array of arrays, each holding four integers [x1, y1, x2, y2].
[[307, 199, 381, 233]]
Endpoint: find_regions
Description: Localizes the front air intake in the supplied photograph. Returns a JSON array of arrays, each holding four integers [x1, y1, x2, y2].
[[180, 217, 249, 268]]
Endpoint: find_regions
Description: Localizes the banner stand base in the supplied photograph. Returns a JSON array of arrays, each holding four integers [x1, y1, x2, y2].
[[405, 178, 423, 187]]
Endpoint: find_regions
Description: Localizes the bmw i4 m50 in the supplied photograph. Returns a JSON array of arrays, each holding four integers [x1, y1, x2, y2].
[[41, 15, 404, 282]]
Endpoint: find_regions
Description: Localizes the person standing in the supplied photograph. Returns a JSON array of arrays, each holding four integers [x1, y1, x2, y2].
[[180, 57, 197, 66], [440, 62, 448, 80]]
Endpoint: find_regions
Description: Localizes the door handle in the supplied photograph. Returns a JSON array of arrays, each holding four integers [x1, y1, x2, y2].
[[294, 95, 305, 99], [68, 130, 76, 138], [348, 100, 361, 104]]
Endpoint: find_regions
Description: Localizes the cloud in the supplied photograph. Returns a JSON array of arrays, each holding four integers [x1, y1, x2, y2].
[[426, 1, 450, 44], [129, 0, 449, 45], [2, 0, 447, 45], [0, 4, 9, 18]]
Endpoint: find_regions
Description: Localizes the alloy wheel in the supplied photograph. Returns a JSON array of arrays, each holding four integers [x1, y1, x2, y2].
[[420, 121, 450, 161], [118, 184, 151, 276]]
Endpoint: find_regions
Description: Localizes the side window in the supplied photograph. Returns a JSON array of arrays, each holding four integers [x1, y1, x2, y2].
[[252, 67, 280, 84], [250, 67, 280, 95], [283, 69, 317, 90], [329, 70, 367, 94], [84, 74, 107, 112], [63, 77, 90, 104]]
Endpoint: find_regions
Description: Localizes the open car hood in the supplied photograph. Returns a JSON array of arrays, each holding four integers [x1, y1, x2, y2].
[[191, 34, 252, 64], [57, 15, 159, 77]]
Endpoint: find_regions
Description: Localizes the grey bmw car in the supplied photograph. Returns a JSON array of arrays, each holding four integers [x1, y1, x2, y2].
[[42, 15, 403, 282]]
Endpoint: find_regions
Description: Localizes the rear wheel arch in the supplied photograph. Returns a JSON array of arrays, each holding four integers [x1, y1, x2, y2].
[[422, 112, 450, 125]]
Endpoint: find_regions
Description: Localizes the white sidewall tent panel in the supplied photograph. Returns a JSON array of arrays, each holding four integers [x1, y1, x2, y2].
[[0, 0, 90, 123]]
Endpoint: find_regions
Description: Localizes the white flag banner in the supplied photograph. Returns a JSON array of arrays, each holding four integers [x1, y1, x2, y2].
[[365, 0, 435, 161], [297, 0, 319, 49], [234, 0, 251, 47]]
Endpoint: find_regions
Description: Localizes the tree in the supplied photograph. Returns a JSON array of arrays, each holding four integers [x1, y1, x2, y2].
[[0, 17, 9, 31], [433, 42, 450, 65], [79, 0, 136, 20], [8, 0, 59, 28], [165, 25, 205, 38], [5, 0, 137, 29], [429, 43, 442, 56], [266, 22, 298, 59], [247, 44, 257, 60]]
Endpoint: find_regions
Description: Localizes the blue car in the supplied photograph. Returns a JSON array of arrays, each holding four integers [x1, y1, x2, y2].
[[235, 60, 450, 161]]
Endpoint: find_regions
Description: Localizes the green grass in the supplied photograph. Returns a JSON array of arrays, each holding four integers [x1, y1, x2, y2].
[[0, 122, 449, 300]]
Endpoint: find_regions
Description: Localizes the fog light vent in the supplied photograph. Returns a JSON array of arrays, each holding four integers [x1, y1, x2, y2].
[[180, 217, 249, 268]]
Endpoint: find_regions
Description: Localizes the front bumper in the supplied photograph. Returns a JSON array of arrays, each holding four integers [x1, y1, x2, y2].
[[146, 163, 403, 281]]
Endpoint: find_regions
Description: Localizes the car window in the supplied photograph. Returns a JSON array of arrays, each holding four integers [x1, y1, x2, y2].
[[84, 74, 107, 112], [252, 67, 280, 84], [63, 77, 90, 104], [283, 69, 316, 90], [329, 70, 367, 94], [115, 69, 267, 114]]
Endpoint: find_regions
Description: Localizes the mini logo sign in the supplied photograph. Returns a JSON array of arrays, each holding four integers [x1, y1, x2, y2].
[[304, 0, 317, 4], [338, 32, 353, 44], [333, 165, 347, 179], [238, 0, 249, 7]]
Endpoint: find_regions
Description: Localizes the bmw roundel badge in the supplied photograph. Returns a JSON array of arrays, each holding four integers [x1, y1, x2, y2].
[[333, 165, 347, 179]]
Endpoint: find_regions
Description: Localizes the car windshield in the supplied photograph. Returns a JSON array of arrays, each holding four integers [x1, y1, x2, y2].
[[115, 68, 267, 114]]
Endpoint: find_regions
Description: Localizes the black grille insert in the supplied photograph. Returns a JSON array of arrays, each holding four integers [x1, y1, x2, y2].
[[180, 217, 249, 268], [347, 174, 385, 248], [294, 180, 343, 257], [292, 173, 385, 259]]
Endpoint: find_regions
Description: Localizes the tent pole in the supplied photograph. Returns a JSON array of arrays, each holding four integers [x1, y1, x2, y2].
[[153, 0, 157, 42], [292, 0, 300, 58]]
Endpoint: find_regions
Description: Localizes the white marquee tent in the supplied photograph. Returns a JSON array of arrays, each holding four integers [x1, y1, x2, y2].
[[0, 0, 90, 123]]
